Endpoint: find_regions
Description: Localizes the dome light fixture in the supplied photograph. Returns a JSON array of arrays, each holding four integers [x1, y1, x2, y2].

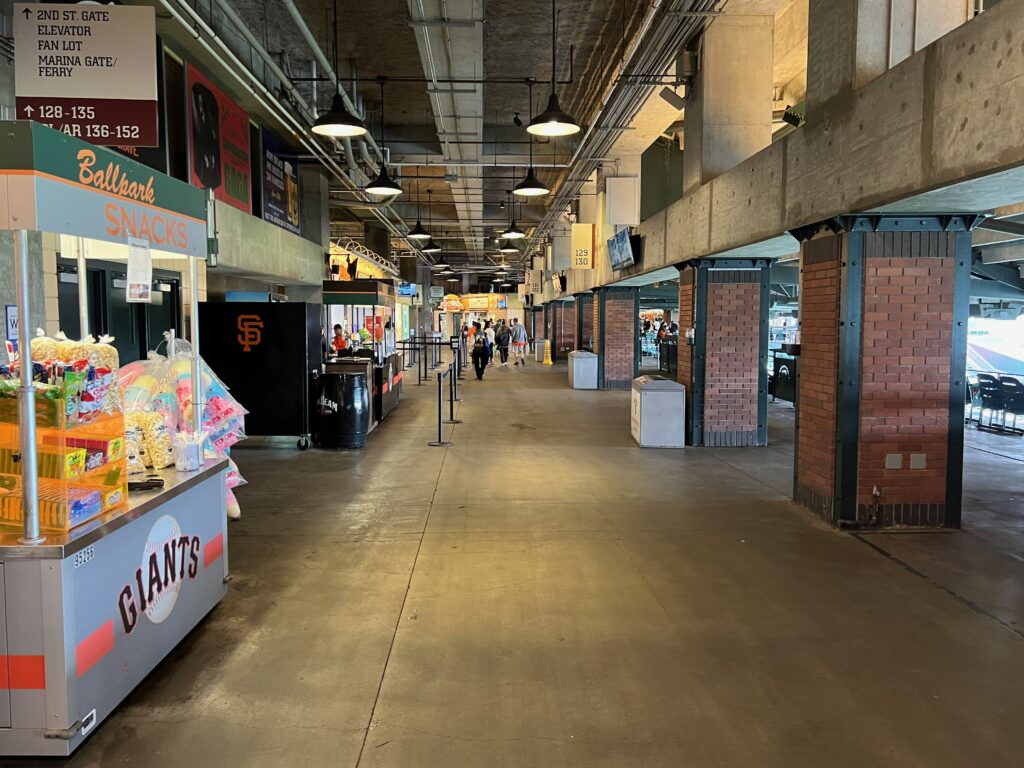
[[527, 0, 581, 137], [498, 240, 519, 254], [515, 82, 551, 197], [501, 190, 526, 239], [313, 93, 368, 137], [363, 78, 402, 197], [365, 166, 402, 197], [514, 167, 549, 197], [311, 1, 367, 138], [422, 238, 442, 254]]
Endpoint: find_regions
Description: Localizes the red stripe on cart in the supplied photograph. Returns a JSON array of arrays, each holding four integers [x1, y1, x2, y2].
[[393, 371, 403, 384], [76, 620, 115, 678], [0, 654, 46, 689], [204, 532, 224, 568]]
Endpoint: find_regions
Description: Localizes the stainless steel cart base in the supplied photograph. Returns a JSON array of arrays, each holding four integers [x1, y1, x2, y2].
[[0, 461, 228, 756]]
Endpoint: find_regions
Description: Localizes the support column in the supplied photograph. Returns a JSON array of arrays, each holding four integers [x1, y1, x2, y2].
[[595, 287, 639, 390], [553, 300, 577, 361], [806, 0, 971, 121], [678, 260, 770, 447], [575, 293, 595, 351], [792, 215, 976, 528], [682, 15, 774, 193]]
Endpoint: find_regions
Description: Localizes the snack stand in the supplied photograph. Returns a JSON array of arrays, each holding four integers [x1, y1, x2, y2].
[[0, 122, 228, 756], [322, 279, 403, 427]]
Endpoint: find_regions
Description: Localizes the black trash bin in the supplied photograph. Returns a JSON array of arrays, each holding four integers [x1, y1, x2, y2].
[[318, 370, 370, 448]]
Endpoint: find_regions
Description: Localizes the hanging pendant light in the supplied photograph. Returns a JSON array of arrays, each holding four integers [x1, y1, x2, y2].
[[313, 93, 368, 137], [419, 189, 440, 252], [502, 190, 526, 240], [408, 219, 430, 240], [364, 78, 402, 197], [312, 0, 368, 138], [408, 176, 430, 239], [514, 167, 549, 197], [498, 240, 519, 254], [515, 82, 551, 196], [365, 166, 402, 196], [528, 0, 580, 137]]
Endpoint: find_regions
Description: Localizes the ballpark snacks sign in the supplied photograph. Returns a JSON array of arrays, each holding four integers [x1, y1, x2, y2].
[[0, 121, 207, 257]]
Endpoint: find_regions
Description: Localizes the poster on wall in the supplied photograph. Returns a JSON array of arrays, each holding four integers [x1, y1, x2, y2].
[[186, 63, 251, 213], [261, 129, 300, 235]]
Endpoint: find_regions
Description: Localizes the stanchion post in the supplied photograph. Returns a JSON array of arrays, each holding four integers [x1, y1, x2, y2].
[[428, 370, 453, 446], [445, 363, 463, 424]]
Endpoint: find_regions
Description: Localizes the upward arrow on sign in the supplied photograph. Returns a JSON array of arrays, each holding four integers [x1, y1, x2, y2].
[[23, 105, 33, 116], [21, 7, 31, 18]]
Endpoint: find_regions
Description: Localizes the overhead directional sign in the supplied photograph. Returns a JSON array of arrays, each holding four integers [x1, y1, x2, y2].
[[14, 3, 158, 146]]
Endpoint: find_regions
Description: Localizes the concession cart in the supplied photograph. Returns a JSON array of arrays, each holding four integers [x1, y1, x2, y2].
[[0, 122, 228, 757]]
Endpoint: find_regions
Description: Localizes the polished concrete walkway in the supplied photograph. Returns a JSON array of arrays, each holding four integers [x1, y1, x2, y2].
[[35, 358, 1024, 768]]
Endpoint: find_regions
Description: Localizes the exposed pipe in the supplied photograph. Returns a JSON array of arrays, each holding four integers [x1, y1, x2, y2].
[[158, 0, 416, 258], [524, 0, 717, 264], [277, 0, 384, 165]]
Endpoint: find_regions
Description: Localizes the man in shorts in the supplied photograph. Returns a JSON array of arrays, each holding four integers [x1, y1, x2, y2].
[[510, 318, 528, 366]]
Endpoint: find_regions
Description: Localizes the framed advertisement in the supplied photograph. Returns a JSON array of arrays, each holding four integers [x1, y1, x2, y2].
[[186, 64, 251, 212], [260, 129, 300, 235]]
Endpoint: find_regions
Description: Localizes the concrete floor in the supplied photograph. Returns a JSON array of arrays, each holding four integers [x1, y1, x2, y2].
[[27, 359, 1024, 768]]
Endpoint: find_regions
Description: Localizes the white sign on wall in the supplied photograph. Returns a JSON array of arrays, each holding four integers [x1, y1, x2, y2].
[[571, 223, 595, 269], [14, 3, 158, 146]]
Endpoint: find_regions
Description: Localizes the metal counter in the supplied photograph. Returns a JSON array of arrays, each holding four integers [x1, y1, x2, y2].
[[0, 459, 229, 756]]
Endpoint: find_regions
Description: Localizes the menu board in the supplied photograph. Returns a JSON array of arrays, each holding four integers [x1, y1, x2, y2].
[[261, 129, 300, 235], [186, 63, 251, 212]]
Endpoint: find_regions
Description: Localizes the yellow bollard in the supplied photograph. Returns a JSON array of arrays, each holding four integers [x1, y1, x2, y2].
[[543, 339, 553, 366]]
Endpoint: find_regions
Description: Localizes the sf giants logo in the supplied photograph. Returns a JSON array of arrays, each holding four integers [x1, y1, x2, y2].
[[237, 314, 263, 352]]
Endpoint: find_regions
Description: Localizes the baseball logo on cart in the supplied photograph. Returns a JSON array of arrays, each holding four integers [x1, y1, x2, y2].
[[118, 515, 201, 634]]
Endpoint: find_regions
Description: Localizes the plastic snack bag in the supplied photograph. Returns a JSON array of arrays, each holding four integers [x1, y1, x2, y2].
[[124, 422, 147, 474], [30, 329, 58, 363], [137, 411, 175, 469], [226, 488, 241, 520]]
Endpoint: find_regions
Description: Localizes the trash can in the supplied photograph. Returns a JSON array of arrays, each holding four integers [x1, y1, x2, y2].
[[568, 350, 598, 389], [630, 376, 685, 447], [318, 370, 371, 448], [535, 338, 547, 362]]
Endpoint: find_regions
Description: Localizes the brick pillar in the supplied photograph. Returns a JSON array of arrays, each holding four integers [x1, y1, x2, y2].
[[678, 260, 769, 446], [595, 287, 638, 389], [576, 293, 595, 351], [792, 215, 974, 528], [553, 300, 577, 360]]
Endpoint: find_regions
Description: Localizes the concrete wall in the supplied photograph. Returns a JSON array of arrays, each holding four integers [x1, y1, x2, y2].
[[537, 1, 1024, 304], [214, 200, 324, 285]]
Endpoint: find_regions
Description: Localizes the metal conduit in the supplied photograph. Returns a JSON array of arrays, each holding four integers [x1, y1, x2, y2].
[[523, 0, 717, 262], [276, 0, 385, 165], [158, 0, 417, 261]]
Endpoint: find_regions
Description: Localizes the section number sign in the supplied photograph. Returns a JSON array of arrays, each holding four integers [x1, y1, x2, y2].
[[14, 3, 158, 146]]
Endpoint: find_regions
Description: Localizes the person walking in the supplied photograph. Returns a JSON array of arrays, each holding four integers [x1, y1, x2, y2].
[[496, 321, 512, 366], [484, 321, 496, 367], [471, 328, 489, 380], [510, 317, 528, 366]]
